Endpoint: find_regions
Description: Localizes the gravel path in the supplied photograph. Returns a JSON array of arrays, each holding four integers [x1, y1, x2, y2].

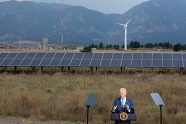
[[0, 119, 60, 124]]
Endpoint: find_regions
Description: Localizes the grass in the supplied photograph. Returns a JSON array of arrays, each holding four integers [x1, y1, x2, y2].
[[0, 71, 185, 124], [0, 48, 183, 53]]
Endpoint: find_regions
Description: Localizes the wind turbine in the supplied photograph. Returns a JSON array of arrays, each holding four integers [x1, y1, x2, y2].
[[117, 19, 131, 51]]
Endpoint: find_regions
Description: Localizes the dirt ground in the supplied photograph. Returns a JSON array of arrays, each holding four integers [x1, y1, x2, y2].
[[0, 118, 82, 124], [0, 118, 62, 124]]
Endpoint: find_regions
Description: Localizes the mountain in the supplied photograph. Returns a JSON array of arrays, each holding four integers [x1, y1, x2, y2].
[[0, 0, 186, 45], [118, 0, 186, 44], [0, 1, 120, 45]]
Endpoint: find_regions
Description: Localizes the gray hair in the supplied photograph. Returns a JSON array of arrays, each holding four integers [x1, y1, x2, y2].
[[120, 88, 127, 93]]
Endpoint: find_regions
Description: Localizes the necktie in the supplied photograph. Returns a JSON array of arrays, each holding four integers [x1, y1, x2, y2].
[[122, 99, 124, 105]]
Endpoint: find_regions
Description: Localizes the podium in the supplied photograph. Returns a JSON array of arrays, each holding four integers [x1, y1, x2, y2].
[[111, 113, 137, 124]]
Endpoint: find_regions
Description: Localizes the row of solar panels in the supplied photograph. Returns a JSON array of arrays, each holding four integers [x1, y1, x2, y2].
[[0, 52, 186, 67]]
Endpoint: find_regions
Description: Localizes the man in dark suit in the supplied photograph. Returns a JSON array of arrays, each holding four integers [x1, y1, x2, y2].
[[112, 88, 134, 124]]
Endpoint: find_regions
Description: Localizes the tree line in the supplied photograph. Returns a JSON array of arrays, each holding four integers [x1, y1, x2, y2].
[[81, 41, 186, 52]]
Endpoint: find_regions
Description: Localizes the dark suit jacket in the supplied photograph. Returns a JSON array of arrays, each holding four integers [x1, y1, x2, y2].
[[112, 97, 134, 114]]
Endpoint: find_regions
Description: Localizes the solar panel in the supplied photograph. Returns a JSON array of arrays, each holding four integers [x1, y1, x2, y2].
[[60, 59, 71, 66], [143, 53, 152, 59], [121, 60, 131, 67], [133, 53, 142, 59], [25, 53, 37, 59], [20, 59, 33, 66], [35, 53, 46, 59], [6, 53, 18, 58], [16, 53, 27, 58], [30, 59, 42, 66], [152, 60, 162, 67], [70, 60, 81, 66], [123, 53, 132, 59], [83, 53, 93, 59], [0, 53, 9, 58], [163, 53, 172, 60], [111, 60, 121, 67], [163, 60, 172, 67], [1, 59, 13, 66], [173, 60, 183, 67], [102, 53, 113, 59], [54, 53, 65, 59], [153, 53, 162, 59], [172, 53, 182, 60], [90, 60, 101, 67], [80, 60, 91, 66], [40, 59, 52, 66], [73, 53, 84, 59], [10, 59, 23, 66], [50, 59, 61, 66], [184, 61, 186, 67], [0, 52, 185, 68], [0, 59, 4, 65], [44, 53, 55, 59], [63, 53, 74, 59], [142, 60, 152, 67], [113, 53, 123, 59], [93, 53, 103, 59], [132, 60, 142, 67], [101, 60, 111, 67]]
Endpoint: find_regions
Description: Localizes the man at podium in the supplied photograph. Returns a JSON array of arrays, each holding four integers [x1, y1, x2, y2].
[[111, 88, 135, 124], [112, 88, 134, 113]]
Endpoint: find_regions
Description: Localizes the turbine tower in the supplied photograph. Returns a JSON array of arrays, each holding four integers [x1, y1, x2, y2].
[[117, 19, 131, 51], [61, 0, 64, 50]]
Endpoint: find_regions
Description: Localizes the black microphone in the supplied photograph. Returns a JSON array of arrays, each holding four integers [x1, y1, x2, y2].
[[121, 105, 128, 112]]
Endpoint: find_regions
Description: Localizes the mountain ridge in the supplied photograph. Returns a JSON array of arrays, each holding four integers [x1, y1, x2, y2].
[[0, 0, 186, 45]]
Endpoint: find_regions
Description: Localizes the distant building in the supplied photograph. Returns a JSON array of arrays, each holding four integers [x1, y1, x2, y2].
[[39, 38, 54, 50], [76, 47, 84, 52], [157, 49, 164, 51], [92, 48, 97, 51]]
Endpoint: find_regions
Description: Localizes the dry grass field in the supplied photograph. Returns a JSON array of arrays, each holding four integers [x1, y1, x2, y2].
[[0, 71, 185, 124], [0, 49, 185, 124]]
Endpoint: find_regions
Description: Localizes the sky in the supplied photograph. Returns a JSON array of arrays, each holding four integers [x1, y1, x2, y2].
[[0, 0, 149, 14]]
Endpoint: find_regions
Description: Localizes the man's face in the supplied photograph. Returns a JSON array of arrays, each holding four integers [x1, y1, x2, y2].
[[120, 89, 126, 99]]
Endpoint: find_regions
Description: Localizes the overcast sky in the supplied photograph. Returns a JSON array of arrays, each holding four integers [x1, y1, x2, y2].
[[0, 0, 149, 14]]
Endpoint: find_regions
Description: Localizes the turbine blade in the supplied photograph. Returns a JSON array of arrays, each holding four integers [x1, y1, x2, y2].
[[117, 23, 125, 26], [126, 19, 131, 25]]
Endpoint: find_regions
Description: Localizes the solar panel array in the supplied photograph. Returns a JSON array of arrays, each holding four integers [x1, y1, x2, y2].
[[0, 52, 185, 68]]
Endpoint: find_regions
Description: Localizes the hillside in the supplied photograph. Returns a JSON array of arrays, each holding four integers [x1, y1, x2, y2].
[[0, 0, 186, 45], [118, 0, 186, 44], [0, 1, 119, 45]]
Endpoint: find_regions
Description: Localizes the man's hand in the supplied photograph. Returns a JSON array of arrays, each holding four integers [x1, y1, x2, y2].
[[113, 105, 117, 111], [127, 105, 129, 111]]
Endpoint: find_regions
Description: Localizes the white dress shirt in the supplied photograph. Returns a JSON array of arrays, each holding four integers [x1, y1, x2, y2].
[[121, 97, 126, 105], [121, 97, 130, 112]]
